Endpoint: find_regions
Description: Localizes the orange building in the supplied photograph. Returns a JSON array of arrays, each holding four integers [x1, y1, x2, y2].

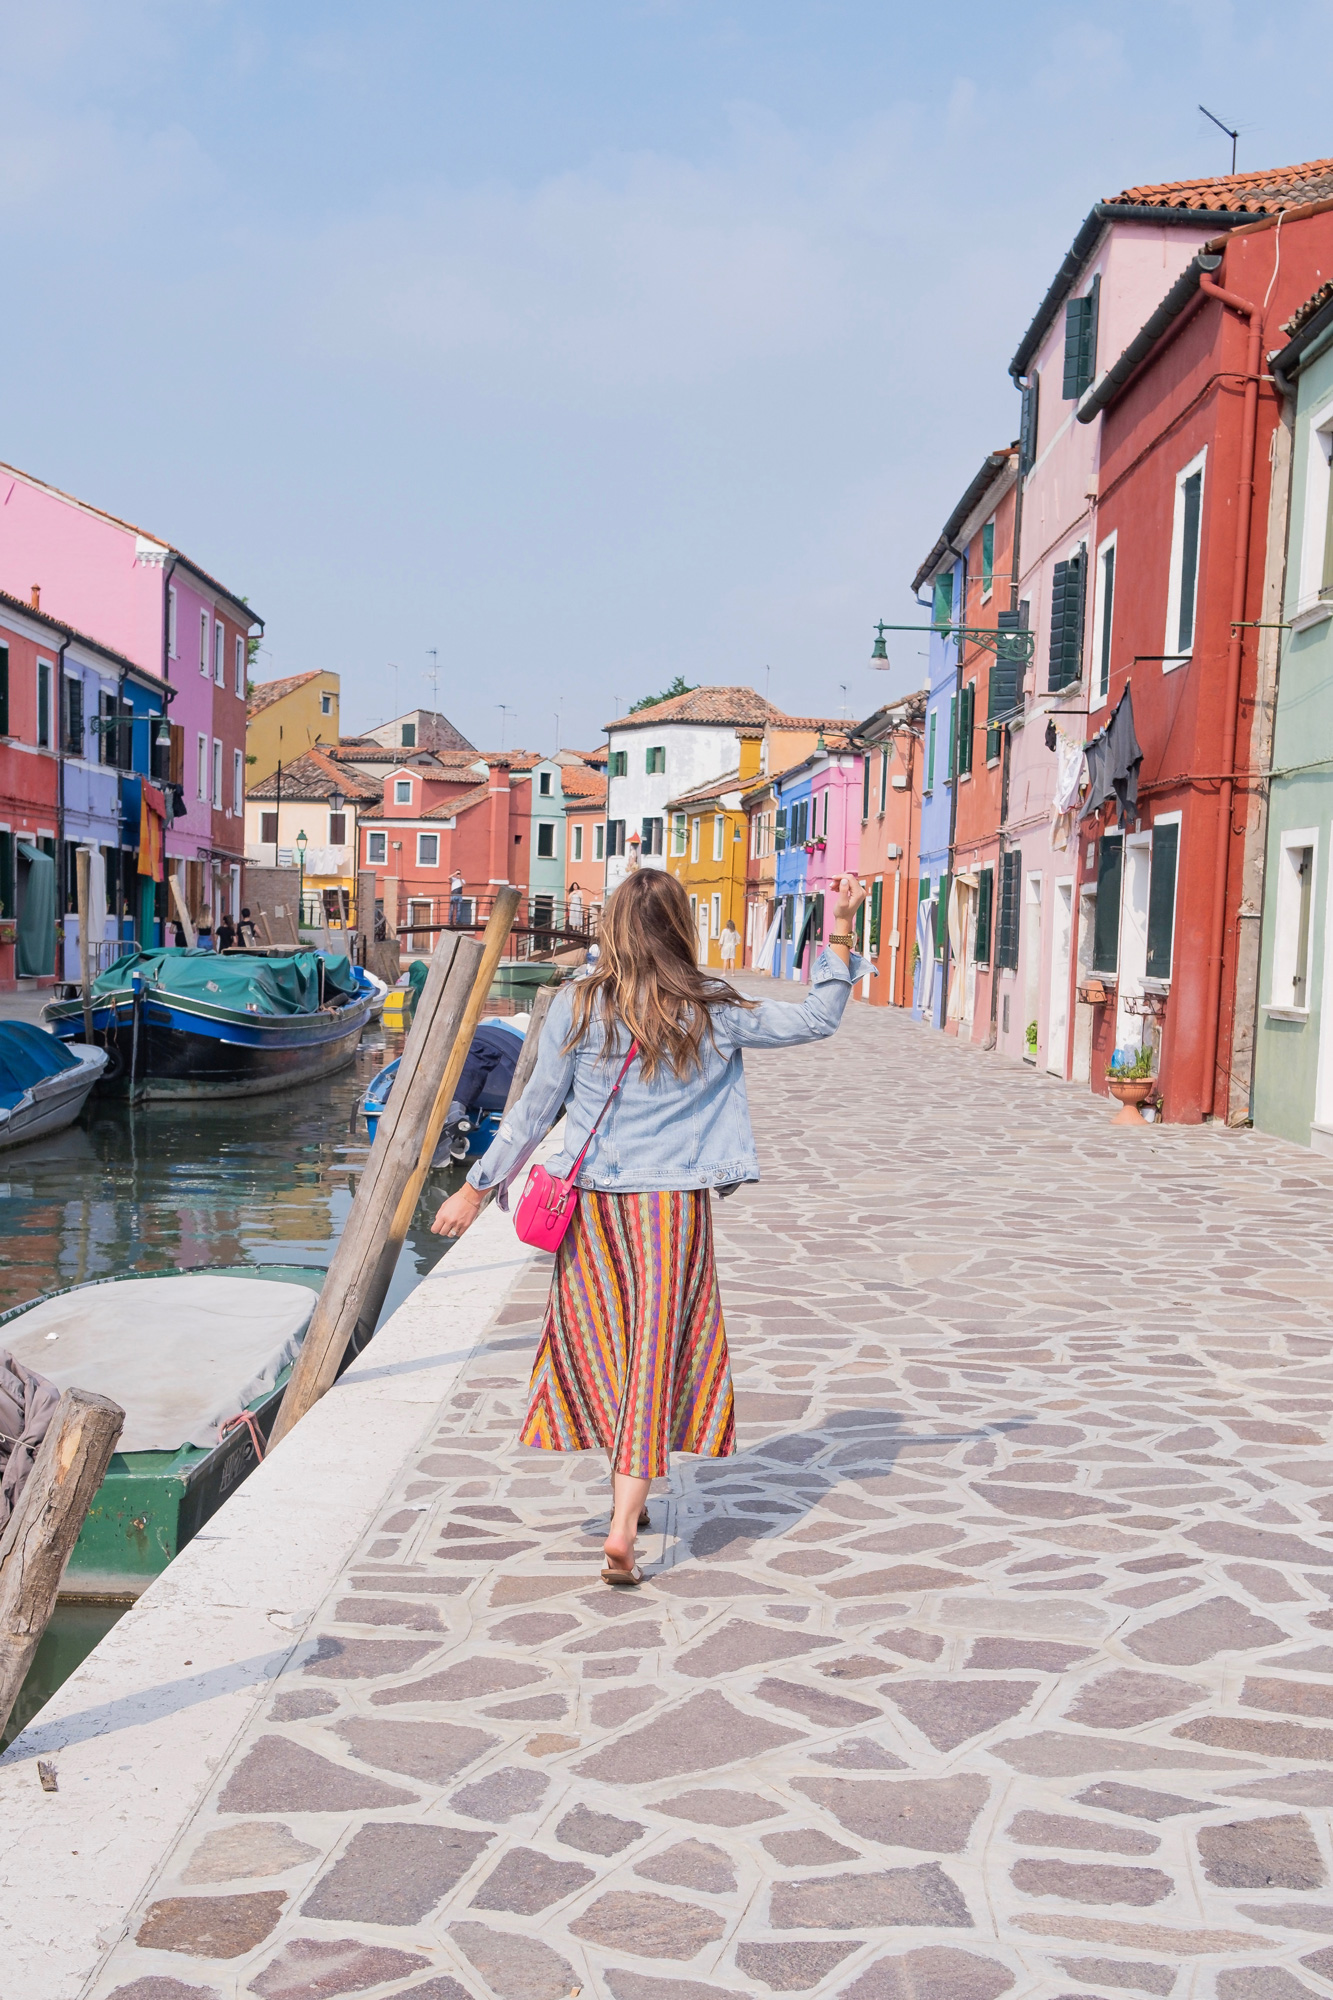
[[851, 690, 926, 1007]]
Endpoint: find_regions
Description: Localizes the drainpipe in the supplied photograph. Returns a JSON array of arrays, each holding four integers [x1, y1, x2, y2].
[[944, 545, 967, 1028], [1197, 269, 1264, 1121]]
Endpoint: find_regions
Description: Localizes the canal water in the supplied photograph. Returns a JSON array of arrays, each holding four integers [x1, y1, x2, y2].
[[0, 1021, 471, 1749]]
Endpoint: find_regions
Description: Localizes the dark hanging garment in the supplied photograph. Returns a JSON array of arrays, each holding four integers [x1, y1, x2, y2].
[[1082, 687, 1142, 827]]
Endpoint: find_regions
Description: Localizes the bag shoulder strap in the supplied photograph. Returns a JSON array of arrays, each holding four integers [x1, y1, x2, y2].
[[568, 1039, 638, 1180]]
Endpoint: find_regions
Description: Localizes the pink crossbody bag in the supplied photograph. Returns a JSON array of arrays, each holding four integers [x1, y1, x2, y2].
[[510, 1041, 638, 1252]]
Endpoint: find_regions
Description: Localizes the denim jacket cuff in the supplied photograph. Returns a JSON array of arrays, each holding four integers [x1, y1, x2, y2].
[[811, 946, 868, 985]]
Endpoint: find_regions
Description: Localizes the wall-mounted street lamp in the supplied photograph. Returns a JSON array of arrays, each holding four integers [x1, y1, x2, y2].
[[869, 619, 1036, 674]]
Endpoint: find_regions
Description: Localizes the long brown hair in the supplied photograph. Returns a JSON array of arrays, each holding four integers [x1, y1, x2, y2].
[[565, 869, 753, 1080]]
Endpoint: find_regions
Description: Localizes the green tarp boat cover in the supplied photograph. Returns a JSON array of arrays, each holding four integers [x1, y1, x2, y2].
[[15, 842, 55, 978], [91, 949, 362, 1017]]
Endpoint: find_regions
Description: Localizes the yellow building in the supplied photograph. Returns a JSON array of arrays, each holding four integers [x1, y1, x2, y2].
[[247, 670, 341, 785], [667, 731, 763, 967]]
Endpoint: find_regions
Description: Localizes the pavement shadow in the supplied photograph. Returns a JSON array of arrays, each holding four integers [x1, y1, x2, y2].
[[0, 1648, 292, 1765]]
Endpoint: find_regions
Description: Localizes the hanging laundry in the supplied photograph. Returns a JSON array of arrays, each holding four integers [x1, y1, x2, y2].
[[1049, 728, 1088, 851], [1082, 687, 1143, 827], [138, 782, 166, 883]]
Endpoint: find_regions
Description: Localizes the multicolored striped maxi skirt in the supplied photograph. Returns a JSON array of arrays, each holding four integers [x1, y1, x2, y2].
[[518, 1189, 736, 1478]]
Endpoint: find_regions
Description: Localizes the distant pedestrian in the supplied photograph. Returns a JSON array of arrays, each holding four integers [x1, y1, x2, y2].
[[432, 869, 868, 1586], [238, 907, 260, 944], [568, 883, 584, 932], [171, 920, 188, 949], [449, 870, 466, 925], [218, 916, 237, 951], [719, 918, 739, 970]]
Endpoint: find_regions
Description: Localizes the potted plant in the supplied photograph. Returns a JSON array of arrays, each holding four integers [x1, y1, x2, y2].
[[1106, 1045, 1157, 1124], [1024, 1020, 1038, 1063]]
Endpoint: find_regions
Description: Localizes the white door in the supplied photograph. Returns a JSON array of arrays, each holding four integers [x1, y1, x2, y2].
[[961, 885, 977, 1029], [697, 905, 710, 965], [1047, 878, 1073, 1076], [1114, 837, 1152, 1053]]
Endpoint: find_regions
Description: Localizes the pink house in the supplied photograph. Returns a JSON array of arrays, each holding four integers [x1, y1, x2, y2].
[[779, 737, 863, 984], [0, 461, 261, 933]]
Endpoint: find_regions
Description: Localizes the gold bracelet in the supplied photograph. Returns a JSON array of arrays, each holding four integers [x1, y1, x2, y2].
[[827, 932, 857, 947]]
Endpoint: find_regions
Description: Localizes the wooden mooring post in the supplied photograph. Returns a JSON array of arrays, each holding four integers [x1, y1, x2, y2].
[[75, 847, 94, 1046], [269, 887, 521, 1445], [0, 1388, 124, 1738]]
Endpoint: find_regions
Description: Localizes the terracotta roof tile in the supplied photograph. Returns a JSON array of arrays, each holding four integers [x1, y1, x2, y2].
[[247, 745, 381, 804], [1110, 156, 1333, 215], [247, 671, 323, 717], [605, 685, 783, 732], [668, 767, 745, 810], [1284, 278, 1333, 338], [560, 766, 607, 802], [422, 780, 494, 821]]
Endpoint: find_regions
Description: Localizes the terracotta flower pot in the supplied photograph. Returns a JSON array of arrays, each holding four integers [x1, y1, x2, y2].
[[1107, 1075, 1156, 1125]]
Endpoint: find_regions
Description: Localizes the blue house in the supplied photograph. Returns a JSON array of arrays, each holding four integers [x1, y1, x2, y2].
[[772, 764, 814, 980]]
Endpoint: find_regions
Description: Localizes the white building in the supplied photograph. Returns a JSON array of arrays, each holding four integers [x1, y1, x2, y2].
[[603, 687, 784, 895]]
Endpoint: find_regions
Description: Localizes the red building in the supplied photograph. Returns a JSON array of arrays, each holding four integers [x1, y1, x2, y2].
[[1079, 189, 1333, 1122], [852, 692, 925, 1009], [358, 752, 534, 945], [0, 613, 58, 985]]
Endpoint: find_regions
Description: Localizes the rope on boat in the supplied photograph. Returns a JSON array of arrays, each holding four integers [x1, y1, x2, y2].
[[219, 1410, 266, 1461]]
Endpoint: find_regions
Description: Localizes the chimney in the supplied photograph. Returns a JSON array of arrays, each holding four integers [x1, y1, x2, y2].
[[30, 585, 39, 611]]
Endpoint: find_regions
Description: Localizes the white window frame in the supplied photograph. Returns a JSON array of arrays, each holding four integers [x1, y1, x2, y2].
[[710, 893, 722, 938], [594, 823, 605, 861], [211, 737, 223, 809], [1143, 809, 1182, 990], [1267, 825, 1319, 1018], [1294, 390, 1333, 627], [367, 829, 387, 865], [671, 813, 687, 857], [235, 635, 244, 696], [394, 779, 412, 804], [572, 823, 584, 862], [1163, 448, 1206, 672], [690, 817, 701, 863], [320, 689, 333, 716], [536, 820, 557, 858], [232, 748, 243, 815], [199, 609, 209, 676], [712, 814, 724, 861], [213, 620, 225, 687], [417, 831, 439, 867], [879, 747, 889, 815], [538, 769, 552, 796], [197, 732, 208, 801], [1092, 529, 1117, 708], [167, 585, 178, 659]]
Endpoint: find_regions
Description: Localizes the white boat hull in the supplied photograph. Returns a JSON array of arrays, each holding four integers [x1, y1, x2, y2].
[[0, 1044, 107, 1153]]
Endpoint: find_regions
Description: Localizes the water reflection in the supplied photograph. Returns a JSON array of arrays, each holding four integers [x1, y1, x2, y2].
[[0, 1026, 464, 1323]]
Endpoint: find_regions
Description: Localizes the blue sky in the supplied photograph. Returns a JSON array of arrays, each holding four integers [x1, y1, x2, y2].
[[5, 2, 1333, 749]]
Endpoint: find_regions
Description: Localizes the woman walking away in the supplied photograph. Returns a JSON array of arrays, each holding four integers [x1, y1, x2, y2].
[[432, 869, 867, 1585], [719, 918, 739, 971]]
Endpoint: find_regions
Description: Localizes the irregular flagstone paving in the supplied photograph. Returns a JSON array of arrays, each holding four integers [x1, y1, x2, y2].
[[90, 990, 1333, 2000]]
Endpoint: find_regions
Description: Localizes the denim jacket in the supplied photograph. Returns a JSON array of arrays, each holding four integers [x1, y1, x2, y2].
[[467, 946, 868, 1196]]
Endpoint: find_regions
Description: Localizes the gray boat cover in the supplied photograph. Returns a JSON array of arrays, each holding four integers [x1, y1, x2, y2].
[[0, 1350, 61, 1531], [3, 1275, 317, 1452]]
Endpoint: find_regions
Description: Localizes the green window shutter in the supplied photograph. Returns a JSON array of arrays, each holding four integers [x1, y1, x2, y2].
[[947, 694, 957, 780], [869, 877, 882, 952], [958, 685, 974, 775], [1062, 277, 1100, 400], [926, 710, 937, 789], [814, 891, 825, 941], [1177, 470, 1202, 652], [996, 850, 1021, 970], [64, 674, 84, 755], [975, 867, 993, 965], [1092, 835, 1124, 974], [935, 874, 950, 957], [1048, 552, 1086, 692], [933, 572, 954, 628], [989, 608, 1024, 724], [1019, 371, 1040, 473], [982, 522, 995, 595], [0, 646, 8, 737], [775, 807, 787, 850], [37, 662, 50, 748], [1145, 823, 1179, 979], [862, 755, 871, 821]]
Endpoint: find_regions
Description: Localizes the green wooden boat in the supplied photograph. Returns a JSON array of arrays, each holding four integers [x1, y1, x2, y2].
[[1, 1266, 323, 1601]]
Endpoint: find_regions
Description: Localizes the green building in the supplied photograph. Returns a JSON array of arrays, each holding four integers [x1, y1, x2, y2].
[[1253, 283, 1333, 1153]]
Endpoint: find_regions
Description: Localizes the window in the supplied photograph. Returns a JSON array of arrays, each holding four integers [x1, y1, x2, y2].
[[0, 646, 8, 735], [713, 815, 724, 861], [328, 811, 346, 845], [1019, 370, 1040, 474], [862, 756, 871, 822], [595, 823, 605, 860], [167, 586, 178, 658], [691, 817, 701, 863], [1270, 829, 1318, 1011], [879, 747, 889, 815], [1048, 548, 1087, 692], [37, 661, 51, 747], [417, 832, 439, 867], [538, 770, 552, 796], [975, 866, 994, 965], [821, 790, 829, 837], [988, 609, 1025, 751], [1145, 820, 1179, 980], [1063, 274, 1100, 400], [260, 811, 279, 845], [1165, 451, 1206, 665], [200, 609, 208, 675], [957, 684, 975, 776], [982, 520, 995, 599], [947, 693, 957, 780], [869, 877, 882, 953], [932, 571, 954, 629], [573, 823, 584, 862], [606, 819, 625, 857], [367, 829, 387, 865], [1092, 834, 1124, 974], [197, 733, 209, 800], [996, 850, 1022, 971], [235, 636, 245, 696], [320, 690, 333, 716], [233, 748, 243, 814], [394, 779, 412, 804], [935, 875, 949, 958], [212, 738, 223, 808], [646, 746, 665, 775], [710, 893, 721, 938], [63, 674, 84, 755], [609, 749, 627, 778], [775, 807, 787, 852], [401, 722, 416, 747], [671, 813, 687, 857], [536, 822, 556, 858], [926, 710, 937, 790], [1093, 534, 1117, 703], [641, 817, 663, 856], [1296, 404, 1333, 615]]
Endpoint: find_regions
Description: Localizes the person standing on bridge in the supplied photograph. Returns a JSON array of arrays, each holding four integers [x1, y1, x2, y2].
[[432, 867, 867, 1584]]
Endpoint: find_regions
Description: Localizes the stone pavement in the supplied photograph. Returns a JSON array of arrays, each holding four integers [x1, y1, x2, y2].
[[86, 988, 1333, 2000]]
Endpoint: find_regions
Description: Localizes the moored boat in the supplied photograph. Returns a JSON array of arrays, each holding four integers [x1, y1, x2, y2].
[[362, 1013, 526, 1163], [42, 947, 373, 1101], [0, 1023, 107, 1152], [0, 1267, 323, 1598]]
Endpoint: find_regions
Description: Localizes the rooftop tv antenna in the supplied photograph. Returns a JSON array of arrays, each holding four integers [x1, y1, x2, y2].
[[426, 647, 440, 721], [496, 703, 512, 752], [1199, 104, 1238, 175]]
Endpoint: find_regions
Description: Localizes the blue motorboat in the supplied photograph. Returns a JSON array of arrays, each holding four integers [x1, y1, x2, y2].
[[0, 1023, 107, 1152], [363, 1015, 526, 1164]]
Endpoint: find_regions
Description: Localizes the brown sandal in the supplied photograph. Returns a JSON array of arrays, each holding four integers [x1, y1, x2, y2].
[[600, 1560, 643, 1587]]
